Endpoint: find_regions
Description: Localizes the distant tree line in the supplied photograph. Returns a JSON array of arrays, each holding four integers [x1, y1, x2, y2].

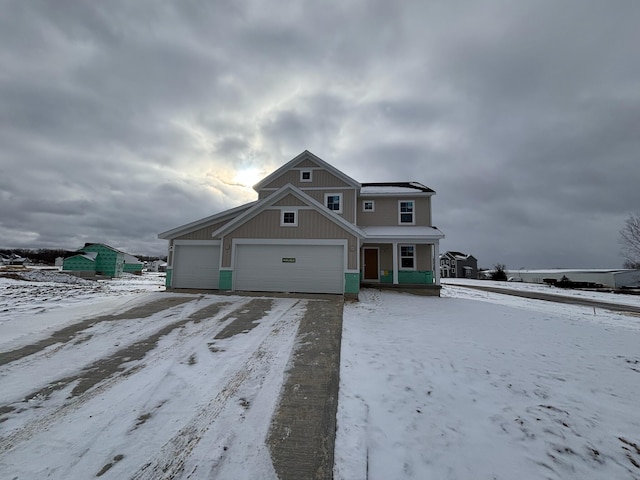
[[0, 249, 166, 265]]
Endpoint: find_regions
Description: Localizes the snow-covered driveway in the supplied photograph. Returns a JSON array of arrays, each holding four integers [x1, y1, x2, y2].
[[0, 284, 306, 479]]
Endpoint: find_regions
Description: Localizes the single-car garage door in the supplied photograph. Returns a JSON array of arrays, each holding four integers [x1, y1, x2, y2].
[[172, 243, 220, 289], [234, 244, 344, 294]]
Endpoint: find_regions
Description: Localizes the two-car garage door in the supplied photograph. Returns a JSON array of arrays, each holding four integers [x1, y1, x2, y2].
[[234, 244, 344, 294], [172, 242, 220, 289]]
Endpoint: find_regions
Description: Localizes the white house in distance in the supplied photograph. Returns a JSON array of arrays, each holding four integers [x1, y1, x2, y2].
[[158, 150, 445, 296]]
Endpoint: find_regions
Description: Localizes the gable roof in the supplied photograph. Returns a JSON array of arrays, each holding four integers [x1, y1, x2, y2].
[[252, 150, 361, 191], [123, 253, 143, 264], [66, 251, 98, 262], [443, 251, 476, 260], [212, 183, 366, 239], [80, 243, 125, 254], [360, 182, 435, 194], [157, 201, 257, 239]]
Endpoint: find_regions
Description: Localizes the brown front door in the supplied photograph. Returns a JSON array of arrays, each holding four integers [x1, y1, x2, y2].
[[363, 248, 379, 280]]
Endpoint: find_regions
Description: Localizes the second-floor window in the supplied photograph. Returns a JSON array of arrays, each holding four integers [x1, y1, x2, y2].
[[399, 200, 415, 224], [325, 193, 343, 214], [362, 200, 375, 212]]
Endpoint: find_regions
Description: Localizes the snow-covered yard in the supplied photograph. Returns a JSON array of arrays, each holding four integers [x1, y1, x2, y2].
[[335, 286, 640, 480], [2, 271, 640, 479]]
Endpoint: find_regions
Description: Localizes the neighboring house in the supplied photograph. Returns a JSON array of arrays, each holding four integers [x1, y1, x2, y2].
[[440, 251, 478, 279], [123, 253, 144, 274], [63, 243, 125, 278], [1, 253, 28, 266], [158, 150, 445, 296]]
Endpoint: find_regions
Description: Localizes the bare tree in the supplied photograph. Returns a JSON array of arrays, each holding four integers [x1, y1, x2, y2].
[[619, 213, 640, 268], [491, 263, 508, 281]]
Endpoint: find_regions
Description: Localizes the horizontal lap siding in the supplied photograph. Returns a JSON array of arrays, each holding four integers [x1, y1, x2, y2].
[[358, 197, 431, 226], [169, 220, 231, 265], [175, 220, 230, 240], [221, 210, 358, 269]]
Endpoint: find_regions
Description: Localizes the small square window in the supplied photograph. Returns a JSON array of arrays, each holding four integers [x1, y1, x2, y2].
[[399, 200, 415, 224], [363, 200, 375, 212], [325, 193, 343, 214], [300, 170, 312, 182], [281, 210, 298, 226]]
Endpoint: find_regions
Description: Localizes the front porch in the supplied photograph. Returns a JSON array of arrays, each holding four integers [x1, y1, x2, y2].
[[358, 226, 444, 296]]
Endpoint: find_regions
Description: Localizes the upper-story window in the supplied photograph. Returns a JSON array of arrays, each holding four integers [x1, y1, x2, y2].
[[362, 200, 375, 212], [300, 170, 313, 182], [399, 200, 415, 224], [281, 210, 298, 227], [325, 193, 343, 214]]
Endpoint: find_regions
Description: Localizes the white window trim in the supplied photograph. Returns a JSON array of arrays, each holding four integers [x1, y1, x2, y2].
[[362, 200, 375, 212], [398, 200, 415, 225], [300, 169, 313, 182], [399, 244, 416, 270], [280, 209, 298, 227], [325, 193, 343, 214]]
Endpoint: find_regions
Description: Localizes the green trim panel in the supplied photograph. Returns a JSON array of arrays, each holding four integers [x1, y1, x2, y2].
[[372, 270, 434, 284], [219, 270, 233, 290], [398, 270, 433, 284], [165, 268, 172, 287], [344, 273, 360, 294]]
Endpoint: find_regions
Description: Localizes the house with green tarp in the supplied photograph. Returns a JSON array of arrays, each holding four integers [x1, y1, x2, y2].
[[123, 253, 144, 274], [62, 243, 125, 278]]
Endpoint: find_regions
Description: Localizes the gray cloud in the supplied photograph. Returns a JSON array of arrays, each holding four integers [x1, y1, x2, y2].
[[1, 0, 639, 267]]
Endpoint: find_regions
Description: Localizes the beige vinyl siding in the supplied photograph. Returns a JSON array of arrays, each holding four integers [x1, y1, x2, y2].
[[260, 169, 352, 190], [221, 209, 358, 269], [273, 194, 308, 207], [168, 220, 230, 264], [304, 188, 357, 223], [296, 158, 318, 168], [363, 244, 432, 271], [416, 244, 433, 270], [175, 220, 231, 240], [357, 197, 432, 226]]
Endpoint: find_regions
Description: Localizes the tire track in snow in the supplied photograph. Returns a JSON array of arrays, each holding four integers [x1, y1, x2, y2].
[[129, 299, 305, 480], [0, 297, 246, 454]]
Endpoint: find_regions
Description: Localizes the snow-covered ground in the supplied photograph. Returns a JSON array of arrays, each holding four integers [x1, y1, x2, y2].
[[0, 271, 304, 479], [335, 285, 640, 480], [2, 271, 640, 479]]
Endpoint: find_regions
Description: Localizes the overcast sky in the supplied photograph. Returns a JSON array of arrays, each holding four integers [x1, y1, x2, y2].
[[1, 0, 639, 268]]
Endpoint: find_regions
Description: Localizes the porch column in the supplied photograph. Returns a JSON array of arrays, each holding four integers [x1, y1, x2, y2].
[[433, 241, 440, 285], [392, 242, 399, 284]]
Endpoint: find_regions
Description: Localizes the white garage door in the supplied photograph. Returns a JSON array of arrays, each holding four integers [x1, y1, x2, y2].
[[172, 243, 220, 289], [234, 244, 344, 294]]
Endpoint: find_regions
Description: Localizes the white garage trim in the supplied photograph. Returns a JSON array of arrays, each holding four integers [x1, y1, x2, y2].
[[232, 239, 346, 294], [171, 240, 221, 289]]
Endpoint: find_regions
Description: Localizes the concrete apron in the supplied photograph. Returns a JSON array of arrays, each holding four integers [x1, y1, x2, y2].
[[267, 296, 344, 480]]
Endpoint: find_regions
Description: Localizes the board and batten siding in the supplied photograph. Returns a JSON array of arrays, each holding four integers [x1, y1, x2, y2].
[[358, 196, 432, 226], [259, 168, 352, 191], [273, 194, 308, 207], [220, 209, 358, 269]]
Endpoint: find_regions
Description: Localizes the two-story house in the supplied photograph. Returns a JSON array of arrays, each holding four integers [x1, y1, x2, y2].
[[158, 151, 444, 296], [440, 251, 478, 279]]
